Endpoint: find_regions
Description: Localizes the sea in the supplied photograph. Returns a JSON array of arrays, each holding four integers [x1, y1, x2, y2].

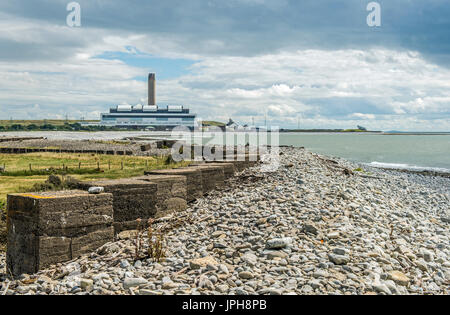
[[1, 131, 449, 173]]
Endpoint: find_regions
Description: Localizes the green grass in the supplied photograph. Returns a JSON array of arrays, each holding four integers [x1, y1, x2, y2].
[[343, 129, 369, 132], [202, 121, 226, 127], [0, 152, 191, 252], [0, 152, 191, 202], [0, 119, 88, 126]]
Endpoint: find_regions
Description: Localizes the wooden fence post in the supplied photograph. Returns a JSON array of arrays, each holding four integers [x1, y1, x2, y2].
[[121, 162, 124, 170], [79, 162, 81, 169], [97, 162, 100, 170], [29, 164, 32, 171], [108, 161, 111, 170]]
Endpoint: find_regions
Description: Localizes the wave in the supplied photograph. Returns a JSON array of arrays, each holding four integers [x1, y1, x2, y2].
[[368, 161, 450, 173]]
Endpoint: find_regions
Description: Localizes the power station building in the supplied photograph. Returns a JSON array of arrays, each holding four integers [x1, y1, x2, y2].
[[97, 73, 197, 130]]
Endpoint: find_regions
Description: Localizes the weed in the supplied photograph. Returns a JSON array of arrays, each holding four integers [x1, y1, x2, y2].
[[146, 219, 166, 262], [134, 218, 166, 263]]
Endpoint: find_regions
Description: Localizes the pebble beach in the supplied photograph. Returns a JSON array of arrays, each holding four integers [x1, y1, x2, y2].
[[0, 147, 449, 295]]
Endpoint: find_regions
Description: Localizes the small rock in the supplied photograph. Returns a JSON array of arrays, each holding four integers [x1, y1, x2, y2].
[[440, 217, 450, 224], [303, 223, 319, 235], [139, 289, 163, 295], [123, 278, 148, 289], [309, 279, 321, 289], [218, 264, 229, 274], [313, 269, 328, 278], [388, 271, 410, 286], [266, 238, 293, 249], [88, 187, 104, 194], [189, 256, 218, 270], [242, 253, 258, 266], [162, 282, 179, 290], [327, 232, 340, 239], [373, 283, 392, 295], [80, 279, 93, 290], [266, 251, 288, 259], [328, 254, 350, 265], [238, 271, 254, 280], [415, 259, 428, 272], [119, 259, 131, 269], [421, 249, 434, 262], [256, 218, 267, 225], [260, 288, 282, 295], [332, 248, 349, 256]]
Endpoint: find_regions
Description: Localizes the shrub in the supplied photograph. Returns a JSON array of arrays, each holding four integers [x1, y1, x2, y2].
[[30, 175, 81, 192]]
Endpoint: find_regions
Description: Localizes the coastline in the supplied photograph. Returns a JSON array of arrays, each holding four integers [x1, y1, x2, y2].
[[1, 147, 448, 295], [372, 167, 450, 179]]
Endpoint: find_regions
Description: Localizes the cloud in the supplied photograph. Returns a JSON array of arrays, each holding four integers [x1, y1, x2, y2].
[[350, 113, 376, 120], [0, 1, 449, 131]]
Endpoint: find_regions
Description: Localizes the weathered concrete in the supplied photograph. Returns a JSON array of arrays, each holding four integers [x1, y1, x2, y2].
[[206, 159, 247, 172], [194, 162, 235, 179], [132, 175, 187, 218], [187, 165, 226, 194], [145, 168, 203, 202], [6, 191, 114, 276], [78, 179, 158, 234]]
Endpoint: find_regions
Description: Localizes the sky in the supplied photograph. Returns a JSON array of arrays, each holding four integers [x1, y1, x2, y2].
[[0, 0, 449, 131]]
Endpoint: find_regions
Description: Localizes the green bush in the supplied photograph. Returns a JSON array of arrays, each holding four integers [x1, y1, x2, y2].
[[30, 175, 81, 192]]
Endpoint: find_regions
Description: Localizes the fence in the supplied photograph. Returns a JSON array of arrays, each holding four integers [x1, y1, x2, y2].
[[0, 159, 163, 176], [0, 147, 134, 155]]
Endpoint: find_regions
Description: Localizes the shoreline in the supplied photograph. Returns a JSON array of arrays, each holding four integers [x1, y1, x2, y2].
[[373, 167, 450, 179], [1, 147, 448, 295], [0, 135, 449, 176]]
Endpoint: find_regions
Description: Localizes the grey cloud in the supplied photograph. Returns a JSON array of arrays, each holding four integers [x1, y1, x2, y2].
[[0, 1, 449, 65]]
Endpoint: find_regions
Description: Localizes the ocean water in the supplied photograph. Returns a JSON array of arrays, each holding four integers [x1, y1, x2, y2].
[[276, 133, 450, 172], [1, 131, 449, 172]]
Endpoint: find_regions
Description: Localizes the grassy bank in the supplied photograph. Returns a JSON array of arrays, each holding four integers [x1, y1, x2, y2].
[[0, 152, 191, 252], [0, 120, 137, 131], [0, 152, 190, 202]]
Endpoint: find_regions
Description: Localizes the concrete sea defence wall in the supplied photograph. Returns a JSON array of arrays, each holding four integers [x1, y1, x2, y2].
[[78, 179, 158, 234], [6, 191, 114, 277], [145, 168, 204, 202], [6, 153, 261, 276], [131, 175, 188, 218], [189, 165, 226, 194]]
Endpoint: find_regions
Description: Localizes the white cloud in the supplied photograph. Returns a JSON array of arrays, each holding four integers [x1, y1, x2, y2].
[[0, 12, 449, 131], [350, 113, 376, 120]]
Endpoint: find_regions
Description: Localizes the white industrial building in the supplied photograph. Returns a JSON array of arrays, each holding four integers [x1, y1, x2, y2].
[[94, 73, 197, 130]]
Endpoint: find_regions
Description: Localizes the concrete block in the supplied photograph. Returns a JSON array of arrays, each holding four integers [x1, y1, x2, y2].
[[188, 165, 225, 193], [133, 175, 187, 217], [71, 227, 114, 258], [78, 179, 158, 233], [6, 191, 114, 276], [145, 168, 203, 202], [196, 162, 235, 179], [207, 160, 247, 172]]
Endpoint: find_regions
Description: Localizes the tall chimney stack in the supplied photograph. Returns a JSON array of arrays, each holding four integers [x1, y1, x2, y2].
[[148, 73, 156, 105]]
